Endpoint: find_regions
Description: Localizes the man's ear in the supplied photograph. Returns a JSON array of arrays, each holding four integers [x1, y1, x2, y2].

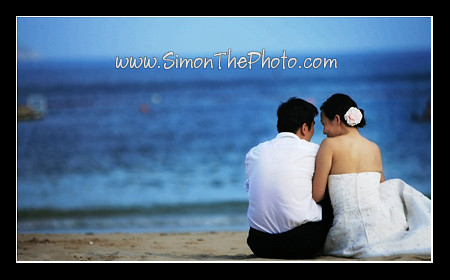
[[300, 123, 309, 136]]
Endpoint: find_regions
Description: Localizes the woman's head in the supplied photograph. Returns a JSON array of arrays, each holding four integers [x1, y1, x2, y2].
[[320, 93, 366, 137]]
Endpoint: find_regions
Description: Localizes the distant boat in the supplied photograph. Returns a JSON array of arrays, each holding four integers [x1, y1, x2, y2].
[[411, 100, 431, 123], [17, 95, 47, 121]]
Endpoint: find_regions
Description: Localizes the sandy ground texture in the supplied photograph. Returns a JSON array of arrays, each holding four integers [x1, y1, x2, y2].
[[17, 232, 431, 262]]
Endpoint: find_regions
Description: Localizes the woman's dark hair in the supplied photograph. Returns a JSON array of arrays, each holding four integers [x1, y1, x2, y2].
[[320, 93, 366, 128], [277, 97, 318, 133]]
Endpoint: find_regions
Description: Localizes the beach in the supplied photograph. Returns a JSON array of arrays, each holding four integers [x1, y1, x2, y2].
[[17, 232, 431, 262]]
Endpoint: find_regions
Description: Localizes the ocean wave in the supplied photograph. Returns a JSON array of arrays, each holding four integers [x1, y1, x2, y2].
[[17, 201, 249, 234], [17, 200, 248, 220]]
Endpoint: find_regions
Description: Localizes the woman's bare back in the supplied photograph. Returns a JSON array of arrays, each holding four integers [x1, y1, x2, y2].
[[328, 131, 383, 177]]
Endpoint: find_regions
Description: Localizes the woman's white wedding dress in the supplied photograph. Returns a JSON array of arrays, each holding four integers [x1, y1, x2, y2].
[[324, 172, 431, 258]]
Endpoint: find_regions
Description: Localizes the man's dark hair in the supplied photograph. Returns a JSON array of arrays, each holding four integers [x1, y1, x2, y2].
[[276, 97, 318, 133]]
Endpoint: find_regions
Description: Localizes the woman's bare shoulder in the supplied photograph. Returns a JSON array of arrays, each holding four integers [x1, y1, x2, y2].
[[362, 137, 381, 152], [320, 136, 342, 146], [320, 134, 381, 154], [318, 137, 340, 153]]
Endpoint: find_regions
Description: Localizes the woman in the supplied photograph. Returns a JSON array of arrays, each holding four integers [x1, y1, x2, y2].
[[312, 93, 431, 258]]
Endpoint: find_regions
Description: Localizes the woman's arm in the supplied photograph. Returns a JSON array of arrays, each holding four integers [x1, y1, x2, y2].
[[312, 138, 333, 202]]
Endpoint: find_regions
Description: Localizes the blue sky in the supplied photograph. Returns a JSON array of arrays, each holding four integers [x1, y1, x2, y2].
[[17, 17, 431, 60]]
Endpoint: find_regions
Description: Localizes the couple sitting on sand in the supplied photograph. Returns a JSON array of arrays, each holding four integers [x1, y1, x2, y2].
[[244, 93, 431, 259]]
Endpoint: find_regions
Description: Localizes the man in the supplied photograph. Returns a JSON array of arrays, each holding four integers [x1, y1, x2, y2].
[[244, 97, 333, 259]]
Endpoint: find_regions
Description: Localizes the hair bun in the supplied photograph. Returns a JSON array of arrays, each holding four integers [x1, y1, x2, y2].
[[320, 93, 366, 128], [356, 108, 366, 128]]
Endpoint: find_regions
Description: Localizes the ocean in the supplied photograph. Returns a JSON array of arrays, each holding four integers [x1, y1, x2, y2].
[[17, 50, 432, 233]]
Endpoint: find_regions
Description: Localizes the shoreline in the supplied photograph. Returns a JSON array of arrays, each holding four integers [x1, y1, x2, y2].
[[17, 232, 431, 262]]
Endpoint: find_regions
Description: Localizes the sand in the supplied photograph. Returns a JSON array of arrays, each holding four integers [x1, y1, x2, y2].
[[17, 232, 431, 262]]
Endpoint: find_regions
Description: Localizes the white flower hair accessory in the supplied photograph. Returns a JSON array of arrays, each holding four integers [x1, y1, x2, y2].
[[344, 107, 363, 126]]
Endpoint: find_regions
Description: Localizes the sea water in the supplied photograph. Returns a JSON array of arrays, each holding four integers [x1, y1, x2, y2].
[[17, 50, 431, 233]]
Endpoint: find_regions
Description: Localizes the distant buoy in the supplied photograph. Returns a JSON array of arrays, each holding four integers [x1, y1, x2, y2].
[[140, 103, 150, 114], [151, 93, 161, 104]]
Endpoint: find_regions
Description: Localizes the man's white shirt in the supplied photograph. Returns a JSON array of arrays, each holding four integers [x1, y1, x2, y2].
[[245, 132, 322, 234]]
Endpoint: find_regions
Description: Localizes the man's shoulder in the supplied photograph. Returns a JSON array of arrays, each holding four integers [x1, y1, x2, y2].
[[298, 139, 320, 154], [247, 135, 320, 156], [246, 139, 271, 158], [305, 140, 320, 150], [250, 135, 279, 149]]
